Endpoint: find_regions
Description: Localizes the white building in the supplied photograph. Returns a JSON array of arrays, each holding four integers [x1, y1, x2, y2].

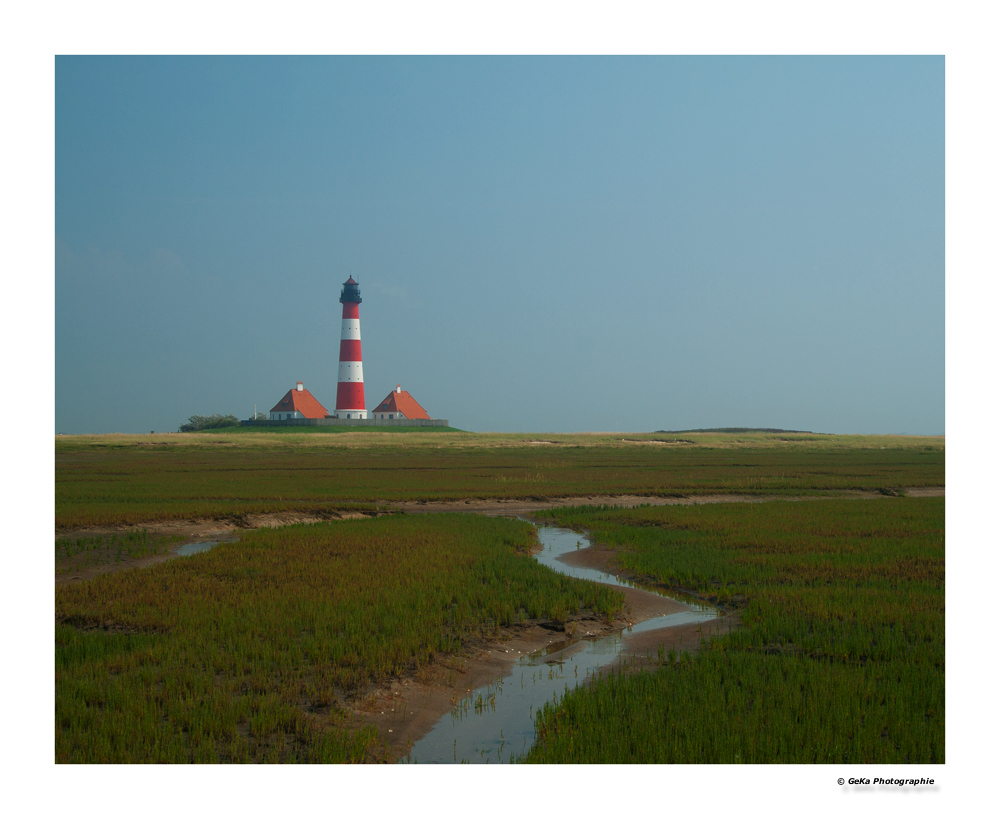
[[269, 382, 329, 421]]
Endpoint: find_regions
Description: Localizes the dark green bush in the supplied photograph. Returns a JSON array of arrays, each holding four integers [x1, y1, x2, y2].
[[179, 414, 239, 432]]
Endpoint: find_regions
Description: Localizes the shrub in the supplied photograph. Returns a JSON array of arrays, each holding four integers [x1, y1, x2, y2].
[[179, 414, 239, 432]]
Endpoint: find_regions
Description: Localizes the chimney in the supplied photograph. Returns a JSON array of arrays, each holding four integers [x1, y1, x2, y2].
[[396, 385, 401, 393], [296, 382, 304, 391]]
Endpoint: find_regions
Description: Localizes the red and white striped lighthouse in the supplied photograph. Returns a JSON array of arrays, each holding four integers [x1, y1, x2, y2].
[[334, 276, 367, 419]]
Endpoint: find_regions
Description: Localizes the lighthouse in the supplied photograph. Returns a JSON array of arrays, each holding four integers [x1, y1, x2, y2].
[[334, 276, 367, 419]]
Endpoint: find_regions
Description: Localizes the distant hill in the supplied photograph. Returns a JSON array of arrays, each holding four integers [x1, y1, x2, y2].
[[654, 427, 820, 434]]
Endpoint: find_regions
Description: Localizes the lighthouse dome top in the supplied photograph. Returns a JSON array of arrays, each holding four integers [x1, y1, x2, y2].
[[339, 276, 362, 304]]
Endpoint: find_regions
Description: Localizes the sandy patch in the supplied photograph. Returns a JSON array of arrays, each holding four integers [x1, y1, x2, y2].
[[618, 438, 692, 445], [389, 487, 944, 516], [621, 613, 740, 660], [55, 510, 374, 548], [902, 487, 945, 498]]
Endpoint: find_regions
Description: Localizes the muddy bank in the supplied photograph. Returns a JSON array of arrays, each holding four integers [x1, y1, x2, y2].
[[54, 511, 376, 585], [620, 612, 740, 663], [388, 486, 944, 516], [55, 487, 944, 551], [54, 486, 942, 598], [55, 550, 187, 586], [542, 527, 740, 667], [289, 526, 717, 761], [398, 521, 726, 762], [342, 616, 618, 760], [346, 561, 698, 760], [365, 605, 720, 760], [55, 509, 375, 544], [53, 488, 942, 759]]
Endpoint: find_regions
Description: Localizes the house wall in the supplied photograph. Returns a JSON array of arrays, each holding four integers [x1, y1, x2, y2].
[[332, 409, 368, 419]]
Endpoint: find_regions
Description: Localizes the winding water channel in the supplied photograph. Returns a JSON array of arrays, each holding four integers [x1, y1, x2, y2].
[[175, 521, 720, 763], [402, 521, 719, 764]]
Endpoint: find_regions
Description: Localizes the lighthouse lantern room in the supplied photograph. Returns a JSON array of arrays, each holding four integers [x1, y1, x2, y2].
[[334, 277, 367, 419]]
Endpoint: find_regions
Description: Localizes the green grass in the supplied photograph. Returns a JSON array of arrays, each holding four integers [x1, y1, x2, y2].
[[525, 497, 944, 763], [55, 530, 183, 574], [56, 432, 944, 528], [53, 430, 945, 764], [56, 514, 622, 763]]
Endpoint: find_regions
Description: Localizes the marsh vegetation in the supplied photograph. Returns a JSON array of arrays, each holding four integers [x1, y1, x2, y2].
[[56, 515, 620, 762], [55, 529, 183, 575], [54, 430, 944, 763], [55, 430, 944, 528], [527, 497, 944, 763]]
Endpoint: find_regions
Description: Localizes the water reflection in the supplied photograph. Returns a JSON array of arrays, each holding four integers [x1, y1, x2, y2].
[[532, 523, 713, 611], [175, 541, 221, 557], [402, 523, 717, 764]]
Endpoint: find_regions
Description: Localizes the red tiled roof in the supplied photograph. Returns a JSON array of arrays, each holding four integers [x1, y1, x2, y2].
[[269, 386, 329, 418], [373, 389, 430, 420]]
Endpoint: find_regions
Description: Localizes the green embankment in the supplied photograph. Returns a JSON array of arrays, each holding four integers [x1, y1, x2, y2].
[[191, 424, 462, 434], [525, 497, 944, 763]]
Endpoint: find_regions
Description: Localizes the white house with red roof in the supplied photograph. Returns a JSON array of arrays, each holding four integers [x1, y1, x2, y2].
[[372, 385, 431, 421], [269, 382, 329, 420]]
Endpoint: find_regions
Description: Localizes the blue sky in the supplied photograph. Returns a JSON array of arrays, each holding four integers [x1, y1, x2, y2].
[[55, 56, 944, 434]]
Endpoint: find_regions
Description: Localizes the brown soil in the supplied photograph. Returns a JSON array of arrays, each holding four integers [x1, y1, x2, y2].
[[555, 535, 621, 574], [54, 487, 945, 569], [550, 535, 740, 662], [334, 527, 742, 760], [342, 617, 617, 760], [386, 486, 944, 516], [337, 587, 710, 760], [55, 509, 374, 545], [620, 613, 740, 662], [55, 550, 186, 586]]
